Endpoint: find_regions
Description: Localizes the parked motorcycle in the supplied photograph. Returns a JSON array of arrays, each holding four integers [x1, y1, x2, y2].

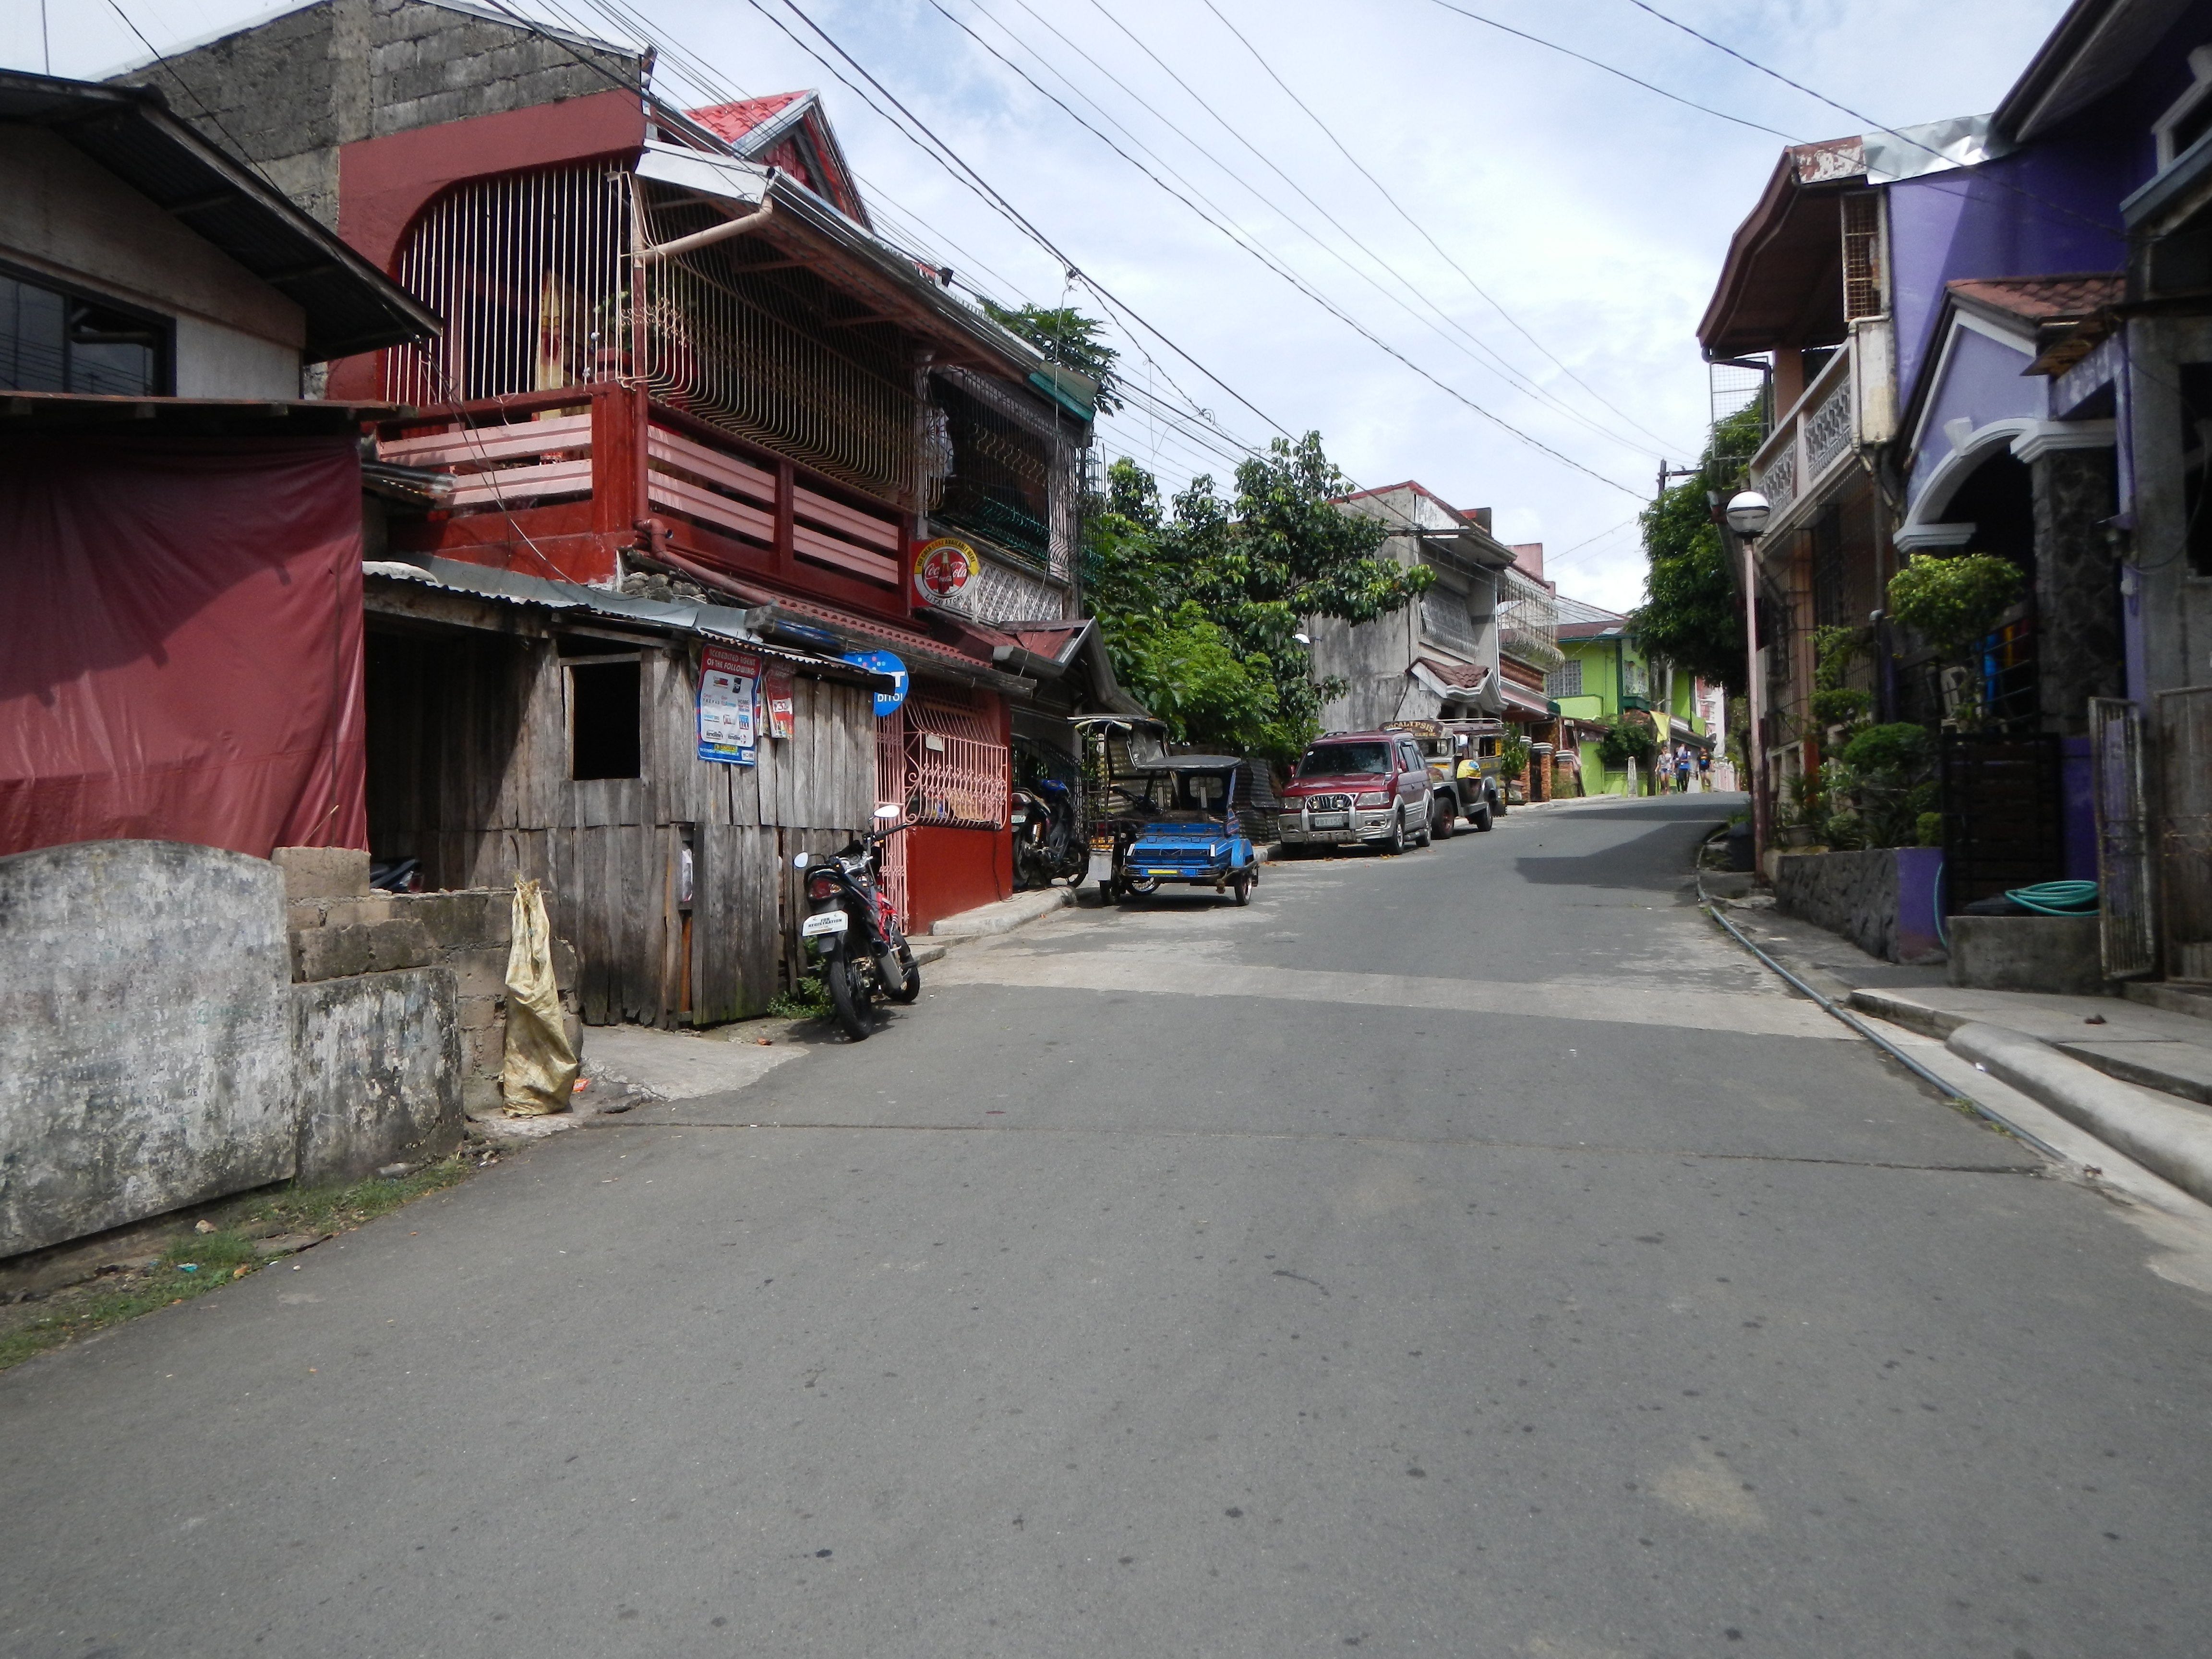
[[1010, 775, 1088, 890], [794, 804, 920, 1041]]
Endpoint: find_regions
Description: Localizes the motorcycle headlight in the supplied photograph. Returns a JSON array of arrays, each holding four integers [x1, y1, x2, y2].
[[1355, 791, 1388, 806]]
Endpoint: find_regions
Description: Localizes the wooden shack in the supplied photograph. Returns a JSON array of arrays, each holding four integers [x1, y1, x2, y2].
[[363, 559, 887, 1027]]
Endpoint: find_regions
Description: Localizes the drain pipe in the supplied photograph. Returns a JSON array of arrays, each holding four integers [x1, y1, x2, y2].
[[1700, 880, 2062, 1159], [639, 196, 774, 265]]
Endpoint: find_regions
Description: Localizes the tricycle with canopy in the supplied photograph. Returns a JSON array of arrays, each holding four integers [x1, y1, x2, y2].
[[1074, 718, 1260, 907]]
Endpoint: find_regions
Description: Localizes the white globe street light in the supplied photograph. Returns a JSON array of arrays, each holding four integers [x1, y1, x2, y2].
[[1724, 490, 1772, 539]]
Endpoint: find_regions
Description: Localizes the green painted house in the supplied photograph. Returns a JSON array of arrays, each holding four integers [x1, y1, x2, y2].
[[1547, 596, 1706, 795]]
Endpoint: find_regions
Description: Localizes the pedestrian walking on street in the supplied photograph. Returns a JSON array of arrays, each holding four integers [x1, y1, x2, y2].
[[1676, 748, 1693, 793]]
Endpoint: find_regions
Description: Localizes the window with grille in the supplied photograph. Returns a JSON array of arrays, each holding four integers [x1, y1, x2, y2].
[[1812, 505, 1847, 627], [385, 166, 630, 408], [932, 376, 1053, 565], [891, 697, 1009, 829], [1546, 659, 1583, 698], [1841, 192, 1884, 321]]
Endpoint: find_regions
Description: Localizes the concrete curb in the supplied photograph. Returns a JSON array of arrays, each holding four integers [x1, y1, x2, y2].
[[1947, 1022, 2212, 1208], [1846, 987, 1965, 1042], [928, 887, 1075, 939]]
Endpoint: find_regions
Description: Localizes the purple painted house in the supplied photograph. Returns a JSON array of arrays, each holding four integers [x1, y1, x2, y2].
[[1698, 0, 2212, 993]]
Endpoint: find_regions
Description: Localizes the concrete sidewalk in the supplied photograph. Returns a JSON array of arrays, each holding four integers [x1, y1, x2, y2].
[[1703, 878, 2212, 1215], [1847, 984, 2212, 1106]]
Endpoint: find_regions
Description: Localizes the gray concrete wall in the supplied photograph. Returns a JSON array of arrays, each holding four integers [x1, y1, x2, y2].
[[290, 967, 462, 1184], [1948, 915, 2105, 996], [0, 842, 296, 1258], [1773, 847, 1947, 964], [0, 841, 481, 1261], [109, 0, 641, 231]]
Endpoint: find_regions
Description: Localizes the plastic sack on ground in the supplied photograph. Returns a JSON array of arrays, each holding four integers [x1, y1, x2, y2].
[[501, 878, 579, 1116]]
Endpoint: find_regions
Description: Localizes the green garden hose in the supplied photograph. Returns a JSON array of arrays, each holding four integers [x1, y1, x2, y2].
[[2004, 879, 2099, 915]]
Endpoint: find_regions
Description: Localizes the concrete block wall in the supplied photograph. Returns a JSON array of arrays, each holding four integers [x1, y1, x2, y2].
[[291, 966, 462, 1184], [0, 841, 298, 1258], [282, 862, 581, 1118], [108, 0, 639, 230], [0, 839, 540, 1263]]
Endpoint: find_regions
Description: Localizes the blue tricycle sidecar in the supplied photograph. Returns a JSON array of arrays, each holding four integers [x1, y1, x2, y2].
[[1102, 754, 1259, 907]]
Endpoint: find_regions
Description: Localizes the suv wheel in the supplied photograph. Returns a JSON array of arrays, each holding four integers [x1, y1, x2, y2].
[[1380, 809, 1406, 856], [1411, 802, 1432, 848]]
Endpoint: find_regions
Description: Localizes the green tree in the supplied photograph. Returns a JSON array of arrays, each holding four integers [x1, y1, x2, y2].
[[1886, 553, 2023, 657], [1629, 403, 1765, 694], [1083, 435, 1430, 758], [979, 301, 1123, 416]]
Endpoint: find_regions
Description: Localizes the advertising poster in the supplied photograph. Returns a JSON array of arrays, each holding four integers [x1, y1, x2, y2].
[[697, 645, 760, 766], [763, 664, 795, 740]]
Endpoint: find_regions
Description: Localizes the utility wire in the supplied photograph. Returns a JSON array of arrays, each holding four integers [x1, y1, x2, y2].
[[988, 0, 1665, 462], [1420, 0, 1794, 139], [748, 0, 1302, 444], [106, 0, 289, 192], [555, 0, 1270, 480], [795, 0, 1635, 493], [932, 0, 1665, 466], [1198, 0, 1690, 457], [1620, 0, 2124, 237]]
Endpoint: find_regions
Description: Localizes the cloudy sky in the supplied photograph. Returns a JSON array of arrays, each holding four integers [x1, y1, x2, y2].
[[11, 0, 2069, 609]]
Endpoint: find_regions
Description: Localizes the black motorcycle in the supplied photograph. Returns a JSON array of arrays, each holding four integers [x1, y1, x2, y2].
[[1011, 774, 1087, 890], [795, 804, 921, 1041]]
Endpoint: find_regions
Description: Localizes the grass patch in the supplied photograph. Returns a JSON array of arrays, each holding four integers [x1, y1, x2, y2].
[[0, 1152, 477, 1373], [766, 967, 832, 1021]]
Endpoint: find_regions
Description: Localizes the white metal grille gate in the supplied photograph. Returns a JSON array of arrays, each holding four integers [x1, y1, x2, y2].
[[384, 166, 631, 405]]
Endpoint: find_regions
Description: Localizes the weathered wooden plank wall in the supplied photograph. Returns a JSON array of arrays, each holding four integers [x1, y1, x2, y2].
[[365, 621, 878, 1030]]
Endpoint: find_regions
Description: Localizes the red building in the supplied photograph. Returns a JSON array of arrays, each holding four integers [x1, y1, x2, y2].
[[121, 4, 1137, 1018]]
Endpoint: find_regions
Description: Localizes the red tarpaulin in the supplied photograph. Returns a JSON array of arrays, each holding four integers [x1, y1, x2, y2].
[[0, 435, 367, 860]]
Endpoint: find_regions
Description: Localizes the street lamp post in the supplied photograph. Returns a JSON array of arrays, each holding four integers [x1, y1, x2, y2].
[[1724, 491, 1772, 871]]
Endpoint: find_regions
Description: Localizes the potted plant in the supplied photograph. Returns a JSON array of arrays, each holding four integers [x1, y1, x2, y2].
[[1497, 735, 1531, 805], [1886, 553, 2024, 725]]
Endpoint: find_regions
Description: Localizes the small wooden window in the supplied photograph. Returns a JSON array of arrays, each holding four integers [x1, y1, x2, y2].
[[570, 661, 642, 780], [1841, 193, 1884, 322]]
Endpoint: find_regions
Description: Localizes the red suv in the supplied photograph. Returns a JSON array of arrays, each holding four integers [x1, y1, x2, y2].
[[1277, 732, 1436, 854]]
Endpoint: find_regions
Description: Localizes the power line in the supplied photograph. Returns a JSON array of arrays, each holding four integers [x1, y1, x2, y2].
[[793, 0, 1635, 493], [106, 0, 289, 192], [746, 0, 1302, 445], [1420, 0, 1795, 139], [929, 0, 1665, 468], [1198, 0, 1691, 457], [1620, 0, 2124, 237], [987, 0, 1667, 463]]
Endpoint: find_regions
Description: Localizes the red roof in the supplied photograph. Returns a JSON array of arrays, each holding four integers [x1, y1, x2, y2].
[[1417, 656, 1489, 690], [688, 94, 804, 144], [1948, 274, 2122, 323]]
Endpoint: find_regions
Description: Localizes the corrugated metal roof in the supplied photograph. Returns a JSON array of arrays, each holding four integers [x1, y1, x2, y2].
[[361, 558, 892, 687]]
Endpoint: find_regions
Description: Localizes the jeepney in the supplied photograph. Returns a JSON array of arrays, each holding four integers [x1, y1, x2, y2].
[[1382, 718, 1502, 831]]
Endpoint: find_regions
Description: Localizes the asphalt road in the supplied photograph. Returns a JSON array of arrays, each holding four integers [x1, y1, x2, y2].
[[9, 793, 2212, 1659]]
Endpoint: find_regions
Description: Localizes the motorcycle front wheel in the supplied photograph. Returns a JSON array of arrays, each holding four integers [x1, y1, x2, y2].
[[822, 944, 873, 1040]]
